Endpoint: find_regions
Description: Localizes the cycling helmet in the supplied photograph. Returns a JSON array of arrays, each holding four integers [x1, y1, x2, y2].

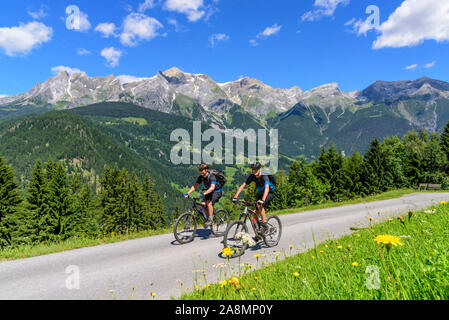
[[250, 162, 262, 170], [198, 163, 209, 171]]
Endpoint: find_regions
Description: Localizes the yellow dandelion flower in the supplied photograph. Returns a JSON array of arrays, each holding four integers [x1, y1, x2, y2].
[[337, 246, 343, 249], [220, 280, 227, 287], [194, 285, 199, 290], [319, 250, 324, 253], [254, 253, 261, 259], [325, 245, 328, 248], [389, 218, 393, 222], [311, 255, 315, 259], [289, 245, 294, 249], [440, 200, 447, 204], [230, 277, 240, 286], [352, 262, 359, 267], [374, 234, 404, 248], [293, 272, 300, 277], [254, 276, 259, 281], [152, 293, 156, 297], [221, 248, 233, 257], [368, 217, 373, 221], [252, 288, 257, 291]]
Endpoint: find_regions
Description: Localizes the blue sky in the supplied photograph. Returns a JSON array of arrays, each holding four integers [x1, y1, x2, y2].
[[1, 0, 449, 96]]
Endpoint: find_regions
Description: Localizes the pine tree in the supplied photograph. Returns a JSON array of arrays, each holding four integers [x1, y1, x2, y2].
[[313, 143, 344, 201], [270, 170, 291, 210], [289, 157, 329, 206], [142, 175, 166, 229], [364, 139, 394, 194], [422, 132, 449, 187], [69, 175, 99, 237], [440, 120, 449, 169], [341, 152, 368, 198], [0, 156, 23, 248], [99, 166, 128, 234], [402, 130, 426, 187], [21, 160, 48, 243], [127, 171, 147, 232], [40, 161, 73, 241]]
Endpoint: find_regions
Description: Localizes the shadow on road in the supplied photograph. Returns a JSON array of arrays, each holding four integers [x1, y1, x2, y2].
[[170, 228, 219, 246]]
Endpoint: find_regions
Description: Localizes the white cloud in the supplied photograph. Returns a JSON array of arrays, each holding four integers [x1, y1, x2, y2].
[[373, 0, 449, 49], [302, 0, 350, 22], [257, 24, 282, 39], [405, 64, 418, 70], [51, 65, 86, 75], [28, 5, 49, 19], [117, 75, 148, 84], [77, 48, 91, 56], [164, 0, 206, 22], [95, 23, 118, 38], [68, 9, 91, 32], [0, 95, 8, 98], [0, 22, 53, 56], [345, 17, 375, 36], [209, 33, 229, 47], [139, 0, 156, 12], [424, 61, 436, 69], [120, 13, 163, 46], [249, 39, 258, 47], [101, 47, 122, 67]]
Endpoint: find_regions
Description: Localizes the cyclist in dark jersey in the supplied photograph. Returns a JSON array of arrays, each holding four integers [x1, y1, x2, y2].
[[232, 162, 275, 234], [184, 163, 223, 227]]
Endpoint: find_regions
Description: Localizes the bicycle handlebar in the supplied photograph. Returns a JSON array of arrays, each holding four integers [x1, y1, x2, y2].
[[233, 199, 257, 206], [183, 195, 203, 201]]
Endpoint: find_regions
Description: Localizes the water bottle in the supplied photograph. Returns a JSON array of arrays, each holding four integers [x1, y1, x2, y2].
[[200, 208, 207, 219]]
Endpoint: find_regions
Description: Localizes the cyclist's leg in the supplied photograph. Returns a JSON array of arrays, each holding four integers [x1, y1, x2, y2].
[[203, 193, 214, 217], [206, 199, 213, 217], [261, 193, 275, 221]]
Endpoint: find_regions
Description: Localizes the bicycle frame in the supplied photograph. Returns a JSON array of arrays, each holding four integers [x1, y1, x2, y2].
[[237, 202, 263, 237], [188, 196, 208, 223]]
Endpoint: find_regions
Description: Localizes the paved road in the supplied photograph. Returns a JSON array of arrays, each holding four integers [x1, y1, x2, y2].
[[1, 192, 448, 300]]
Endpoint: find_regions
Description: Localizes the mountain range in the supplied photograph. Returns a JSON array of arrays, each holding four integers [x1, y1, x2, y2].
[[2, 68, 449, 159]]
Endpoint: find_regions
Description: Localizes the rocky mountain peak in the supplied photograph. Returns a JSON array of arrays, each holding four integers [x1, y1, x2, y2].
[[162, 66, 186, 78]]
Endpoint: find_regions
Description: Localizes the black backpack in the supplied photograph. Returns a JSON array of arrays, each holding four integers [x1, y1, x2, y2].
[[261, 170, 277, 188], [209, 169, 227, 188]]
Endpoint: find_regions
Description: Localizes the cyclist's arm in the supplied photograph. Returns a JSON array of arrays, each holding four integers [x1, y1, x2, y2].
[[234, 183, 247, 199], [203, 183, 216, 196], [261, 184, 269, 202], [187, 183, 199, 195]]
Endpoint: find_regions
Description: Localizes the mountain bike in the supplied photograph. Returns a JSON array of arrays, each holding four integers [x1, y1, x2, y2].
[[173, 195, 230, 244], [223, 200, 282, 258]]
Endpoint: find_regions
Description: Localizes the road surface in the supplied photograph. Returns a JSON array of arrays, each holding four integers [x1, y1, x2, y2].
[[1, 192, 448, 300]]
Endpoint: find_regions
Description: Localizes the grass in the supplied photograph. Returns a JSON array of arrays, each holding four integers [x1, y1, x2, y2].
[[179, 201, 449, 300], [0, 188, 444, 262], [121, 117, 148, 126]]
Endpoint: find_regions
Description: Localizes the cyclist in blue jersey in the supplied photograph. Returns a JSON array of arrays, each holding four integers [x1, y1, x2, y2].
[[184, 163, 223, 227], [232, 162, 275, 235]]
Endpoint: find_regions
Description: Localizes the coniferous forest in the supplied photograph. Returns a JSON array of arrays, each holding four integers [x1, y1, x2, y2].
[[2, 120, 449, 250]]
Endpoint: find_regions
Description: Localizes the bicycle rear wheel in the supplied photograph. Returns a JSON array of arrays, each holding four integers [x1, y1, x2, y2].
[[174, 212, 197, 244], [263, 215, 282, 247], [223, 220, 249, 258], [210, 209, 230, 237]]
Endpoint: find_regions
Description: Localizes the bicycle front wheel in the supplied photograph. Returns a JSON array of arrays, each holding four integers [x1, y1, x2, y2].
[[263, 215, 282, 247], [210, 209, 230, 237], [174, 212, 197, 244], [223, 220, 249, 258]]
